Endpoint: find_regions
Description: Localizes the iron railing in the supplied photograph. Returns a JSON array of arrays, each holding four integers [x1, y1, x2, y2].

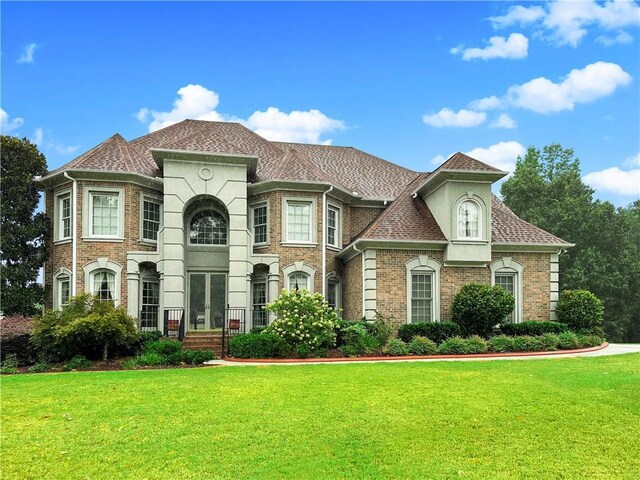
[[222, 307, 246, 357], [164, 308, 185, 341]]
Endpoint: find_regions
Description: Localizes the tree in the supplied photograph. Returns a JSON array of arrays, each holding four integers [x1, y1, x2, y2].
[[501, 144, 639, 341], [1, 136, 50, 316]]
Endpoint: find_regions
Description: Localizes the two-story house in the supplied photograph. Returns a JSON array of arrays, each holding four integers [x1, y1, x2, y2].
[[38, 119, 571, 347]]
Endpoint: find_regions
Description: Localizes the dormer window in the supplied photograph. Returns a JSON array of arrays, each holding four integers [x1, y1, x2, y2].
[[457, 200, 480, 239]]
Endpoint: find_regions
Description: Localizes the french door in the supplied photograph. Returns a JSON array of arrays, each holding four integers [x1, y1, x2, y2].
[[188, 272, 226, 330]]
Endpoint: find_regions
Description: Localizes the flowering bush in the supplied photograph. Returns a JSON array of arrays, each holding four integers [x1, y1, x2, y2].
[[264, 289, 338, 350]]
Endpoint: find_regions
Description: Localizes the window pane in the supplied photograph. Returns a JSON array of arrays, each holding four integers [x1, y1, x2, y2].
[[189, 210, 227, 245], [253, 205, 267, 244], [289, 272, 309, 291], [93, 271, 116, 302], [92, 193, 119, 236], [327, 207, 338, 246], [141, 280, 159, 328], [143, 200, 161, 241], [60, 195, 71, 239], [458, 201, 479, 238], [252, 281, 267, 326], [287, 202, 311, 242], [495, 273, 516, 323], [327, 281, 339, 310], [58, 276, 70, 306], [411, 273, 433, 322]]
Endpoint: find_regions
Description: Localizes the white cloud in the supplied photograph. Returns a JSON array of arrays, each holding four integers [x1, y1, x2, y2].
[[595, 30, 634, 45], [624, 152, 640, 167], [32, 128, 44, 146], [422, 108, 486, 128], [17, 43, 38, 64], [431, 154, 449, 166], [489, 113, 517, 129], [467, 95, 507, 111], [136, 84, 346, 143], [453, 33, 529, 61], [506, 61, 632, 114], [465, 141, 526, 172], [490, 1, 640, 47], [0, 109, 24, 133], [583, 167, 640, 196]]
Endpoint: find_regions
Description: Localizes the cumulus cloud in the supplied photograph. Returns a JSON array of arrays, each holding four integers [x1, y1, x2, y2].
[[17, 43, 38, 64], [465, 141, 526, 172], [467, 95, 507, 111], [0, 109, 24, 133], [422, 108, 486, 128], [452, 33, 529, 61], [583, 164, 640, 196], [136, 84, 345, 143], [595, 30, 634, 46], [32, 127, 44, 146], [490, 0, 640, 47], [489, 113, 517, 129], [624, 152, 640, 167], [506, 61, 632, 113]]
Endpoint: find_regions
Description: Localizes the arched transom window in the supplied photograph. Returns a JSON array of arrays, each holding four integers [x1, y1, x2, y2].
[[457, 200, 480, 239], [189, 210, 227, 245], [92, 270, 116, 302]]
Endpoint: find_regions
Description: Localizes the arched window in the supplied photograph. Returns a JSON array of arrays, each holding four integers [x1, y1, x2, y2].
[[53, 268, 72, 310], [490, 258, 524, 324], [326, 276, 341, 312], [288, 272, 310, 291], [189, 210, 227, 245], [457, 200, 480, 239], [92, 270, 116, 302], [406, 256, 441, 323], [282, 262, 316, 293]]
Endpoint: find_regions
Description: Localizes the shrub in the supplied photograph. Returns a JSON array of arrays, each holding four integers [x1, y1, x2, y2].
[[500, 321, 569, 336], [397, 322, 462, 343], [556, 290, 604, 333], [0, 316, 36, 365], [383, 338, 409, 356], [338, 323, 379, 356], [314, 348, 329, 358], [296, 344, 312, 358], [369, 312, 396, 346], [136, 352, 165, 366], [28, 362, 50, 373], [465, 335, 489, 354], [335, 319, 370, 346], [0, 354, 19, 374], [250, 326, 267, 334], [229, 333, 290, 359], [438, 337, 468, 355], [180, 350, 215, 364], [488, 335, 515, 353], [63, 355, 92, 371], [264, 289, 339, 349], [509, 336, 540, 352], [138, 330, 163, 346], [576, 334, 605, 348], [452, 284, 515, 337], [557, 331, 580, 350], [408, 336, 437, 355], [122, 358, 138, 370], [143, 340, 183, 356]]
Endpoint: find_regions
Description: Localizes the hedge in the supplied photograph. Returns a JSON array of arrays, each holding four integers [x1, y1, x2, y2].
[[229, 333, 290, 359], [397, 322, 461, 343], [500, 321, 569, 336]]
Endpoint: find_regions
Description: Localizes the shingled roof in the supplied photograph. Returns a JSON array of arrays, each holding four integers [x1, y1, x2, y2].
[[436, 152, 504, 173]]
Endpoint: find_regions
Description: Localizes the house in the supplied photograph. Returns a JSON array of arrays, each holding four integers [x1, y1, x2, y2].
[[37, 119, 571, 347]]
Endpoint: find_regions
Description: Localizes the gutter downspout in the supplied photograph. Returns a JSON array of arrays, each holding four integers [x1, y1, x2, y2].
[[352, 243, 365, 319], [63, 172, 78, 296], [321, 185, 334, 297]]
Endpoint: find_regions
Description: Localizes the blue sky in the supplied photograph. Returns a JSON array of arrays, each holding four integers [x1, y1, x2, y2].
[[2, 1, 639, 205]]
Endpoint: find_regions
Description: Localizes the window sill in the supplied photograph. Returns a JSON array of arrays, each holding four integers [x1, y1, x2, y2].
[[327, 245, 342, 252], [53, 238, 72, 246], [81, 236, 125, 243], [281, 242, 319, 248], [139, 240, 158, 248], [451, 239, 488, 245], [253, 243, 270, 249]]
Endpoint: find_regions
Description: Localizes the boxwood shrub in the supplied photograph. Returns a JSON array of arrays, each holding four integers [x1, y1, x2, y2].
[[397, 322, 461, 343], [229, 333, 290, 359], [465, 335, 489, 354], [451, 284, 514, 337], [438, 337, 468, 355], [555, 290, 604, 332], [383, 338, 409, 356], [500, 321, 568, 337], [488, 335, 515, 353], [408, 336, 438, 355], [556, 331, 581, 350]]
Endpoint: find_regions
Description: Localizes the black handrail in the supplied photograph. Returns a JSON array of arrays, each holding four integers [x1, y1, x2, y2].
[[164, 308, 184, 339]]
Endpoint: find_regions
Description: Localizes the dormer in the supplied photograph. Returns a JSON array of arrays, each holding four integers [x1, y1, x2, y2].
[[414, 153, 507, 265]]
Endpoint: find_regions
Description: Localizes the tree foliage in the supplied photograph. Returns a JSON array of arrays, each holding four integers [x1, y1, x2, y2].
[[1, 136, 50, 316], [501, 144, 639, 341]]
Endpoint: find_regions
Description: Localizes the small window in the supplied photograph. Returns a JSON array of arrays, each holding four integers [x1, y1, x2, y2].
[[140, 279, 160, 329], [56, 274, 70, 309], [251, 204, 268, 245], [327, 278, 341, 311], [495, 273, 516, 323], [58, 193, 72, 240], [91, 192, 120, 237], [252, 280, 267, 327], [327, 205, 341, 248], [411, 273, 433, 323], [286, 201, 312, 242], [189, 210, 227, 245], [142, 198, 161, 242], [288, 272, 310, 291], [92, 270, 117, 302], [457, 200, 480, 239]]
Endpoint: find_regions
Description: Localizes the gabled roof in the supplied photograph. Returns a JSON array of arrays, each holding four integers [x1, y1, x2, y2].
[[436, 152, 504, 173]]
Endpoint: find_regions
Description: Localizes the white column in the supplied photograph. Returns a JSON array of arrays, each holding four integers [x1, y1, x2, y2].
[[550, 253, 560, 320], [363, 249, 377, 320]]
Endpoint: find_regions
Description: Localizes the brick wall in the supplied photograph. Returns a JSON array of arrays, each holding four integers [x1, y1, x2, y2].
[[342, 254, 362, 320], [349, 206, 384, 240]]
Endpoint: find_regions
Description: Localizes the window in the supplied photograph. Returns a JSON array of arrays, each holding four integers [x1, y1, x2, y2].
[[54, 270, 71, 310], [91, 192, 120, 237], [286, 200, 312, 242], [140, 279, 160, 329], [92, 270, 117, 302], [252, 280, 267, 327], [251, 203, 268, 245], [288, 272, 310, 291], [457, 200, 480, 239], [327, 205, 341, 248], [142, 198, 161, 242], [189, 209, 227, 245], [327, 278, 341, 311], [57, 193, 72, 240], [495, 273, 515, 323], [411, 273, 433, 322]]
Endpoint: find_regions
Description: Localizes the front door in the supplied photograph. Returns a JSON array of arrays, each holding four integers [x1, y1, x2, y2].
[[188, 272, 226, 330]]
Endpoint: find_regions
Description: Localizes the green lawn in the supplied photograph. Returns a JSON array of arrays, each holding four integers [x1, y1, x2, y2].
[[2, 355, 639, 480]]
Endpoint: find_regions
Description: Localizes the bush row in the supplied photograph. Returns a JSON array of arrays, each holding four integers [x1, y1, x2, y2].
[[126, 340, 215, 368]]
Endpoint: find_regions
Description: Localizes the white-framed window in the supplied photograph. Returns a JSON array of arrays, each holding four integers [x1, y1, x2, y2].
[[56, 191, 72, 241], [53, 268, 72, 310], [251, 278, 268, 327], [141, 196, 161, 243], [457, 200, 481, 239], [406, 255, 441, 323], [283, 198, 316, 244], [490, 258, 524, 324], [288, 272, 310, 291], [326, 277, 341, 311], [189, 209, 227, 245], [327, 204, 342, 249], [250, 203, 268, 246], [140, 277, 160, 329], [83, 187, 125, 240], [92, 270, 117, 302], [282, 262, 316, 293]]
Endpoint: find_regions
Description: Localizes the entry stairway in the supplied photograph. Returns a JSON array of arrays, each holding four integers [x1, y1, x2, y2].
[[182, 331, 224, 357]]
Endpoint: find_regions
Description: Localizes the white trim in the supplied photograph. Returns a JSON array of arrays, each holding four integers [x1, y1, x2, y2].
[[53, 267, 72, 310], [186, 207, 229, 246], [83, 258, 124, 306], [455, 197, 483, 241], [326, 203, 342, 249], [249, 201, 269, 247], [490, 257, 524, 324], [82, 186, 125, 240], [282, 196, 317, 245], [54, 189, 72, 242], [139, 192, 162, 244], [405, 255, 441, 323], [282, 262, 316, 293]]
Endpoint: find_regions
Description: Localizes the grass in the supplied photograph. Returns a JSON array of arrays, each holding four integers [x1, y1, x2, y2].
[[2, 354, 639, 480]]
